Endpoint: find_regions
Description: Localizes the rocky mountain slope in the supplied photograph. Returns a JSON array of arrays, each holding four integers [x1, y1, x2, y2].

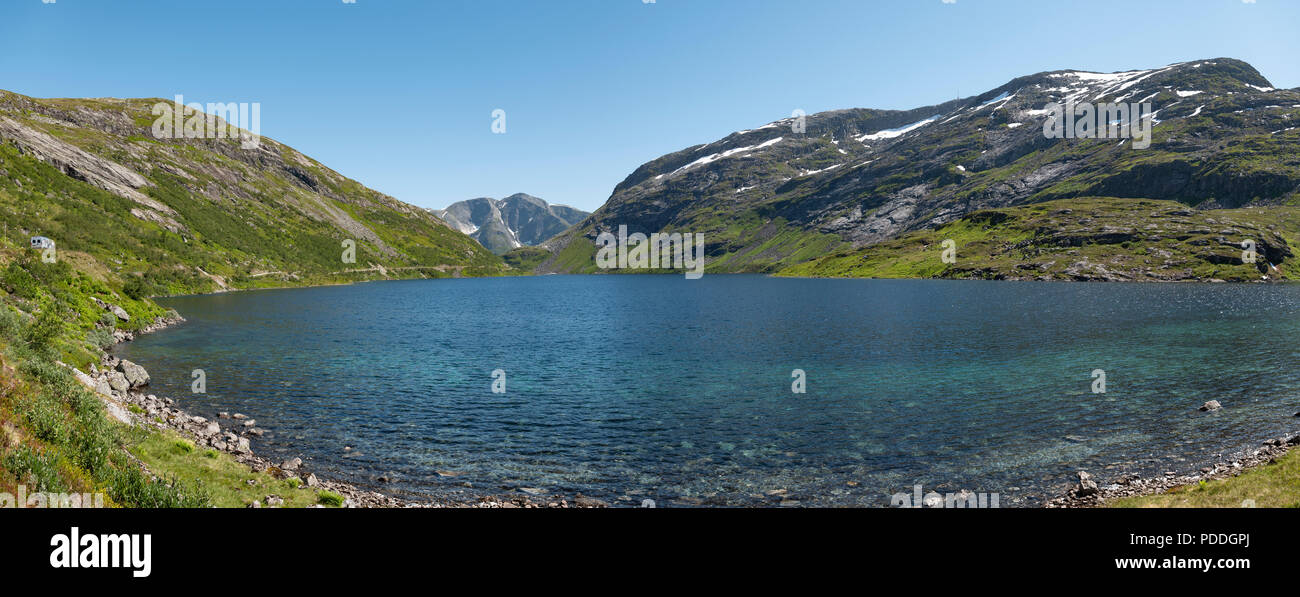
[[522, 58, 1300, 279], [780, 197, 1298, 282], [0, 91, 509, 297], [434, 194, 588, 254]]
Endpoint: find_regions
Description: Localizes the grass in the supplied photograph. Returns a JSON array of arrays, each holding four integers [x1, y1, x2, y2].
[[127, 429, 338, 508], [1112, 449, 1300, 508], [0, 244, 341, 508], [0, 304, 208, 507]]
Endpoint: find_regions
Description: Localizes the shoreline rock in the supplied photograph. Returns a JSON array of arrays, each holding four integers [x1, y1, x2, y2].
[[1048, 432, 1300, 508]]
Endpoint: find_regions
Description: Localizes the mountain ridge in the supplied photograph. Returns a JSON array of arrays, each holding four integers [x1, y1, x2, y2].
[[519, 58, 1300, 281], [434, 193, 588, 254], [0, 89, 510, 296]]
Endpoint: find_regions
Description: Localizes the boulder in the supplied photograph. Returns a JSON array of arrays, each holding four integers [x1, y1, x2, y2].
[[304, 473, 319, 488], [116, 360, 150, 389], [279, 457, 302, 471], [1076, 471, 1099, 497], [93, 379, 113, 397], [1200, 400, 1222, 412], [106, 371, 129, 393], [234, 437, 251, 453], [109, 304, 130, 322], [200, 422, 220, 437]]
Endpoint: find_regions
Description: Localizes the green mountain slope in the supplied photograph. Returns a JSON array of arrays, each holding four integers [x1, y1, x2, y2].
[[778, 197, 1300, 282], [0, 91, 508, 297], [519, 58, 1300, 279]]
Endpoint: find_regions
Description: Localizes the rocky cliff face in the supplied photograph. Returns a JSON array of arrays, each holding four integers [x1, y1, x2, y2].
[[528, 58, 1300, 277], [0, 91, 508, 294], [434, 194, 588, 254]]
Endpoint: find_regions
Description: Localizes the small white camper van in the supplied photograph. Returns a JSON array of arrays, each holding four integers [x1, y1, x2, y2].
[[30, 236, 54, 250]]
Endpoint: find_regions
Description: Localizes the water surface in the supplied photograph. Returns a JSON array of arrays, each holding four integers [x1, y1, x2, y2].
[[116, 275, 1300, 506]]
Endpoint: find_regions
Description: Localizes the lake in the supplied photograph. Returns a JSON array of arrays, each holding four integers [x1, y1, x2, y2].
[[114, 275, 1300, 506]]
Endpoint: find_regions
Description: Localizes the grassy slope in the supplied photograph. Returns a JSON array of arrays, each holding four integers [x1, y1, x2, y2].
[[0, 249, 343, 507], [778, 197, 1300, 282], [0, 91, 512, 297], [1112, 450, 1300, 508]]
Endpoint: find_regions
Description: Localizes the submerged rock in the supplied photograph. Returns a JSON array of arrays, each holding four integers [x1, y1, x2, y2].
[[1200, 400, 1223, 412]]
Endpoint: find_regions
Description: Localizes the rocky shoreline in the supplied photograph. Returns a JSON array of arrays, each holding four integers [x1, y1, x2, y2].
[[79, 312, 607, 509], [1048, 430, 1300, 508]]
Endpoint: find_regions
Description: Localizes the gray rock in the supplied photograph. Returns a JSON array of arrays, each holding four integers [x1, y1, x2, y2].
[[304, 473, 319, 488], [116, 360, 150, 388], [574, 495, 608, 508], [234, 437, 251, 453], [201, 422, 220, 436], [1200, 400, 1222, 412], [106, 371, 129, 393], [279, 457, 301, 471], [1076, 471, 1099, 497]]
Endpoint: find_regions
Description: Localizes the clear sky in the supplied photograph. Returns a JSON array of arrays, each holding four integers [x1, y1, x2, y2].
[[1, 0, 1296, 212]]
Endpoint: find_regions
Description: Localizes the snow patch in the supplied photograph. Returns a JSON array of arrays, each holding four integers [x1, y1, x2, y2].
[[669, 137, 784, 176], [856, 115, 941, 142]]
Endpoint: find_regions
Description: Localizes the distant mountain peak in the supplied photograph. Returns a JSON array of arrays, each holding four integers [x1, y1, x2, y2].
[[433, 194, 589, 254]]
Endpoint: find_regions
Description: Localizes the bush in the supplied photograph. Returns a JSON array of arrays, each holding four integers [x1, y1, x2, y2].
[[86, 327, 115, 350], [1, 262, 40, 300], [122, 276, 151, 300], [317, 491, 344, 507], [24, 310, 63, 352], [0, 307, 25, 340], [105, 468, 211, 508]]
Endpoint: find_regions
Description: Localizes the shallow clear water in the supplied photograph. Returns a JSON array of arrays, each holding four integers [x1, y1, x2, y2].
[[115, 275, 1300, 506]]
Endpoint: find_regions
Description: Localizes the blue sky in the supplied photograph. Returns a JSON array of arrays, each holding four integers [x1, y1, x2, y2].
[[1, 0, 1296, 212]]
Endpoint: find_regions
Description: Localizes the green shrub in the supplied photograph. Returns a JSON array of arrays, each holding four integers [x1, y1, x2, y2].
[[317, 491, 344, 507], [23, 310, 63, 352], [86, 327, 115, 350]]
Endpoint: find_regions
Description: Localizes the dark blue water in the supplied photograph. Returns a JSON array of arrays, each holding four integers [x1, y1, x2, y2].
[[115, 275, 1300, 506]]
